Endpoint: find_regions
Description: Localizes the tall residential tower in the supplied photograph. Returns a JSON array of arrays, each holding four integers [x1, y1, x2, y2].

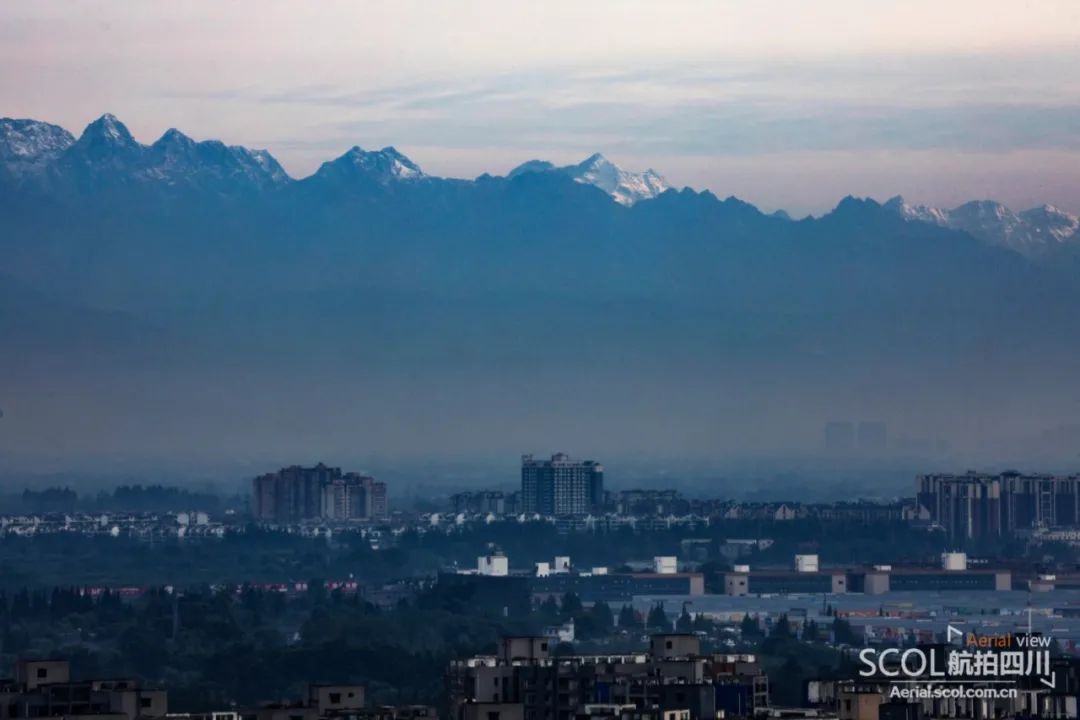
[[520, 452, 604, 516]]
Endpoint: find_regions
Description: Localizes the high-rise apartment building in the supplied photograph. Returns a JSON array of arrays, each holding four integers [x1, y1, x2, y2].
[[520, 453, 604, 516], [253, 463, 387, 523], [367, 479, 388, 519], [321, 472, 385, 521]]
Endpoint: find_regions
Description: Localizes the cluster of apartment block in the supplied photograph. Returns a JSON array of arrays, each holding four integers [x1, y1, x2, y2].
[[917, 470, 1080, 542], [253, 463, 387, 523]]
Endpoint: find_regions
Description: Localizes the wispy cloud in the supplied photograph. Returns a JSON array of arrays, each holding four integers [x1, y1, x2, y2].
[[191, 51, 1080, 162]]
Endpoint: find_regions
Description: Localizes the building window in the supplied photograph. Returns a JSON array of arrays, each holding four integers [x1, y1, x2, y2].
[[329, 693, 341, 704]]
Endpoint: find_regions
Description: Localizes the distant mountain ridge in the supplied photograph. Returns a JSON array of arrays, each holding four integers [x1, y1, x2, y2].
[[3, 113, 1075, 258], [3, 113, 288, 196], [0, 114, 675, 206]]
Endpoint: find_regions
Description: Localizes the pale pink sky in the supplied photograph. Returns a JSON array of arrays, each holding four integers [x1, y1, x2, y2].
[[3, 0, 1080, 214]]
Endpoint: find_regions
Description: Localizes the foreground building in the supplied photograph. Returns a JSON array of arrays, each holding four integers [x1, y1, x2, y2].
[[447, 634, 767, 720], [809, 653, 1080, 719], [520, 453, 604, 516], [0, 659, 166, 720], [0, 657, 433, 720], [253, 463, 387, 523], [172, 683, 436, 720]]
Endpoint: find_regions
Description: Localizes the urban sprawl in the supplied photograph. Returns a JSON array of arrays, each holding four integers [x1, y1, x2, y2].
[[5, 457, 1080, 719]]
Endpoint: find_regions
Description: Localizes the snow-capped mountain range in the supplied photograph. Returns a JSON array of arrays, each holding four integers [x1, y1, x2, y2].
[[0, 114, 670, 205], [884, 196, 1079, 257], [37, 113, 291, 194], [2, 113, 1078, 257]]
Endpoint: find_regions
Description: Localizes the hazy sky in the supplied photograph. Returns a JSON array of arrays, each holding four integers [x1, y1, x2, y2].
[[3, 0, 1080, 214]]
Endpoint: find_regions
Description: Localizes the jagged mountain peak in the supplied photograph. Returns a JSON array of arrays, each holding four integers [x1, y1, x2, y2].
[[0, 118, 76, 185], [576, 152, 610, 169], [567, 152, 670, 205], [1020, 203, 1074, 220], [79, 113, 138, 147], [315, 145, 425, 183], [33, 115, 291, 194], [952, 199, 1018, 220], [834, 195, 880, 211], [0, 118, 75, 161], [509, 152, 671, 206], [507, 159, 556, 178], [1019, 204, 1080, 242], [883, 195, 949, 225], [154, 128, 196, 148]]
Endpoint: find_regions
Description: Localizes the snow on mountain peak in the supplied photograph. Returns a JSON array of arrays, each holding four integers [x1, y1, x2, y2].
[[885, 195, 1079, 255], [883, 195, 950, 225], [81, 113, 137, 146], [509, 152, 671, 205], [1020, 204, 1080, 243], [323, 145, 424, 182], [0, 118, 75, 167], [578, 152, 609, 168], [376, 146, 424, 179]]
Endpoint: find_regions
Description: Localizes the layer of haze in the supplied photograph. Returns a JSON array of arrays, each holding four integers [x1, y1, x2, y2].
[[3, 1, 1080, 214]]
